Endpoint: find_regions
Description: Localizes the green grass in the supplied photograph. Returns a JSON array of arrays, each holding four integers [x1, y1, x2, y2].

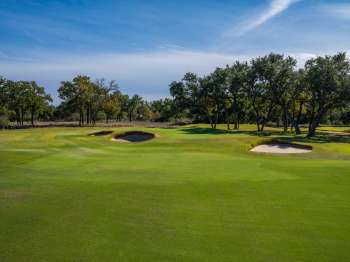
[[1, 125, 350, 262]]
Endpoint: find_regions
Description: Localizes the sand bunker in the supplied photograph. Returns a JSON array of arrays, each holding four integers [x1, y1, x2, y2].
[[251, 142, 312, 154], [112, 131, 156, 143], [89, 130, 114, 136]]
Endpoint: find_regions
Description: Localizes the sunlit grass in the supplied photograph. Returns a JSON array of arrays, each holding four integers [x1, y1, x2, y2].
[[0, 125, 350, 261]]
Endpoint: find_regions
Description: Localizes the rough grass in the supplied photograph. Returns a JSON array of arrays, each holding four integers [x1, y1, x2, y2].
[[0, 125, 350, 261]]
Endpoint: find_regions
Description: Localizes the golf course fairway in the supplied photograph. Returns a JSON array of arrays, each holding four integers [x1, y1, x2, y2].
[[1, 125, 350, 262]]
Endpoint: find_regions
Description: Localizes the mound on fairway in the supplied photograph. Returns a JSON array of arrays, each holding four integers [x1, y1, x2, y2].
[[251, 142, 312, 154], [89, 130, 114, 136], [112, 131, 155, 143]]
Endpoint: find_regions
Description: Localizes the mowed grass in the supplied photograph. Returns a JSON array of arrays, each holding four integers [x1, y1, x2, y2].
[[0, 126, 350, 262]]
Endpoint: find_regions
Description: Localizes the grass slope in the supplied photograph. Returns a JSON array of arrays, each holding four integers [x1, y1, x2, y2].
[[0, 125, 350, 262]]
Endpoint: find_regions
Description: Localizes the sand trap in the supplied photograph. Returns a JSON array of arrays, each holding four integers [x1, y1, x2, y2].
[[112, 131, 156, 143], [89, 131, 114, 136], [251, 142, 312, 154]]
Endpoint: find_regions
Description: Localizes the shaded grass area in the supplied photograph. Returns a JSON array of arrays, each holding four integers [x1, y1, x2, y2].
[[1, 125, 350, 261]]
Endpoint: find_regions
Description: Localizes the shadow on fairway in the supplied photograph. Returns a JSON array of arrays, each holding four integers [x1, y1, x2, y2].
[[279, 134, 350, 144], [180, 127, 276, 136], [180, 127, 350, 144], [88, 130, 114, 136], [180, 127, 230, 135]]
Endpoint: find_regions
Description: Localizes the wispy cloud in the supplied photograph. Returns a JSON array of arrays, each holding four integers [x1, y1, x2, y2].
[[228, 0, 301, 36], [0, 49, 320, 103], [0, 50, 236, 101], [321, 4, 350, 20]]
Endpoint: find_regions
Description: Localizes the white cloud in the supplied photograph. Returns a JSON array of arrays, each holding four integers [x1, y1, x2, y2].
[[228, 0, 301, 36], [322, 4, 350, 20], [289, 52, 317, 67], [0, 50, 237, 101], [0, 49, 321, 103]]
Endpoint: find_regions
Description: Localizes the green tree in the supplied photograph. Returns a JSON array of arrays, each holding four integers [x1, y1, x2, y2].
[[58, 75, 94, 126], [26, 81, 52, 126], [102, 92, 122, 123], [226, 62, 250, 130], [6, 81, 31, 125], [150, 98, 176, 122], [126, 95, 143, 121], [245, 58, 275, 132], [304, 53, 350, 137]]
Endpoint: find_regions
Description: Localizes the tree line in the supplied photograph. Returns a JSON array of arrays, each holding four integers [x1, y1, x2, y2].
[[169, 53, 350, 137], [0, 79, 52, 126], [1, 52, 350, 137], [0, 75, 163, 127]]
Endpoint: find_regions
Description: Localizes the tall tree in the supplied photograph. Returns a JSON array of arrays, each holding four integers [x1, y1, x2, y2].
[[208, 68, 229, 129], [245, 58, 274, 132], [226, 62, 250, 130], [103, 92, 122, 123], [259, 54, 297, 133], [6, 81, 32, 125], [26, 81, 52, 126], [304, 53, 350, 137], [289, 69, 308, 134], [58, 75, 93, 126], [126, 95, 143, 121]]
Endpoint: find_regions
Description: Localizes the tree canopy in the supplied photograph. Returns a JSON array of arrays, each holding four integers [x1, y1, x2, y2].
[[1, 52, 350, 137]]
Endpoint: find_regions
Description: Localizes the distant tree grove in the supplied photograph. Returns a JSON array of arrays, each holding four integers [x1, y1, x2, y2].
[[1, 52, 350, 137]]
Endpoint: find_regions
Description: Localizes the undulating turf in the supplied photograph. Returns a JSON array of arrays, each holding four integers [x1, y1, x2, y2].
[[1, 125, 350, 261]]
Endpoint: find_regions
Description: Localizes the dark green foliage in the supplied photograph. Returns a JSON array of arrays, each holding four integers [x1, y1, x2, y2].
[[0, 77, 52, 126], [169, 53, 350, 136]]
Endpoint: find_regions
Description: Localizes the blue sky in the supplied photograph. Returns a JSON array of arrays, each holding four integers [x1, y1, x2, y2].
[[0, 0, 349, 102]]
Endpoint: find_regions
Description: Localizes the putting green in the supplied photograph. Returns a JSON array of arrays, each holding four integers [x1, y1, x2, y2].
[[0, 125, 350, 262]]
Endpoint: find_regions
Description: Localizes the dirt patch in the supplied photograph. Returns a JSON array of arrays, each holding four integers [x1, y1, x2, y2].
[[0, 190, 27, 200], [251, 142, 312, 154], [112, 131, 156, 143], [89, 130, 114, 136]]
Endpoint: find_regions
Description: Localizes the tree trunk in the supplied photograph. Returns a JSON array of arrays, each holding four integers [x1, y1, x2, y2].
[[260, 103, 274, 132], [294, 102, 303, 135], [214, 110, 219, 129], [225, 108, 230, 130], [254, 110, 261, 131], [86, 107, 90, 125], [283, 106, 288, 133], [256, 118, 261, 132], [307, 106, 327, 137], [31, 108, 35, 127], [233, 112, 239, 130], [20, 108, 24, 126], [208, 113, 214, 129], [79, 108, 83, 126], [261, 118, 266, 132]]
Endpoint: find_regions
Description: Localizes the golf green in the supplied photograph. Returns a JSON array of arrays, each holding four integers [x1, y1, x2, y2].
[[1, 126, 350, 261]]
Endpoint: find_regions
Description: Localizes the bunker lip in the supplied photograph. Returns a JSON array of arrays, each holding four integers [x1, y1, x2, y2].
[[89, 130, 114, 136], [112, 131, 156, 143], [251, 142, 312, 154]]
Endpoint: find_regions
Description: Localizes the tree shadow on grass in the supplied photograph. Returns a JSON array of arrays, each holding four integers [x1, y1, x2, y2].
[[275, 134, 350, 144], [180, 127, 229, 135], [180, 127, 350, 144], [180, 127, 289, 136]]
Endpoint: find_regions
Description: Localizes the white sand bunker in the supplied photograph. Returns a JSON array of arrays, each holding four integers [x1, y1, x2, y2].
[[251, 142, 312, 154], [112, 131, 156, 143]]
